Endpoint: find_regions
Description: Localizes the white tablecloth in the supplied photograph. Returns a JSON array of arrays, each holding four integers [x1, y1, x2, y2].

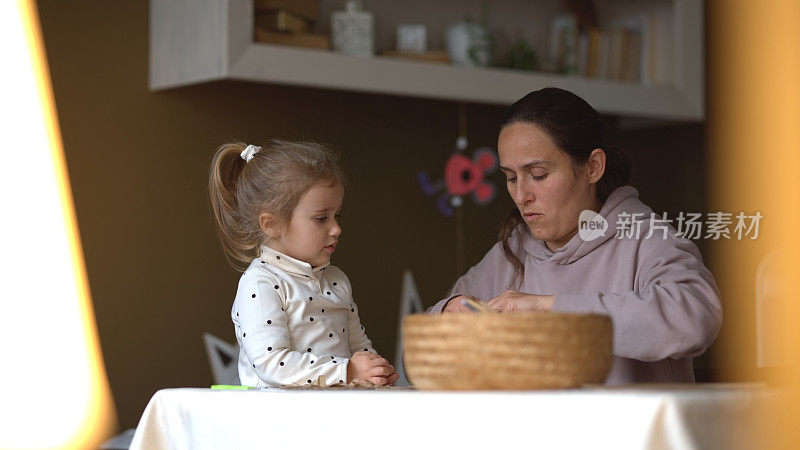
[[130, 384, 772, 450]]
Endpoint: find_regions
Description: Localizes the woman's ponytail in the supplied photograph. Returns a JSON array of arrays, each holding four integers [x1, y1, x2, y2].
[[597, 146, 632, 202]]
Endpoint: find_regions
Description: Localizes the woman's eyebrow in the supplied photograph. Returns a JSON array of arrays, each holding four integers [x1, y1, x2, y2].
[[499, 160, 553, 171]]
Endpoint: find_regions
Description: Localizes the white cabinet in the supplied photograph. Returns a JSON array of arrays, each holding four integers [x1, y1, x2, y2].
[[150, 0, 704, 120]]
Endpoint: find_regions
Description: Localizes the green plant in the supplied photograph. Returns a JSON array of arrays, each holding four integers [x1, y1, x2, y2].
[[504, 37, 538, 71]]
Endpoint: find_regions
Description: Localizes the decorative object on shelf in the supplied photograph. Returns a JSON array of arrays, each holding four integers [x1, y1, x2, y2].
[[253, 0, 326, 49], [500, 36, 539, 71], [445, 3, 492, 67], [396, 24, 427, 53], [256, 9, 311, 34], [445, 22, 490, 66], [549, 13, 579, 74], [331, 0, 375, 57], [254, 0, 319, 22]]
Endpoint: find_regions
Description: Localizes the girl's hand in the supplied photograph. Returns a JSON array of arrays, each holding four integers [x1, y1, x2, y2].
[[443, 295, 483, 313], [385, 370, 400, 386], [347, 351, 395, 385], [487, 291, 554, 312]]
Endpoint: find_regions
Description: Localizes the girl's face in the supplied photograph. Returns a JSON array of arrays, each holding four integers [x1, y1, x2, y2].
[[498, 122, 600, 251], [270, 182, 344, 267]]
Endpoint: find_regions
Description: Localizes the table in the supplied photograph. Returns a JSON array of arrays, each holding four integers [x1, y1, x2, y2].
[[130, 384, 774, 450]]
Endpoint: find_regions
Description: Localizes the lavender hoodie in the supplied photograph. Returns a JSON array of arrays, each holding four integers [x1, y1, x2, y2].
[[428, 186, 722, 384]]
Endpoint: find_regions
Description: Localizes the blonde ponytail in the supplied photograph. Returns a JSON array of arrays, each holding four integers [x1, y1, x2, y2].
[[208, 140, 345, 270]]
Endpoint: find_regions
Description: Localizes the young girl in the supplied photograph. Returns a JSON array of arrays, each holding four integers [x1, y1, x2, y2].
[[209, 140, 398, 387]]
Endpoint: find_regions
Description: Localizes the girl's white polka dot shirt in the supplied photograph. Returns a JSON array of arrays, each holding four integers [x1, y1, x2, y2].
[[232, 245, 375, 387]]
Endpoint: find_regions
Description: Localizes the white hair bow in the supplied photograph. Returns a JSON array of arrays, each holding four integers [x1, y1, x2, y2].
[[240, 144, 261, 162]]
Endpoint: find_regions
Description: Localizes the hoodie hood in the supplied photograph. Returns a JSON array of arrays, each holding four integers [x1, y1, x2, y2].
[[519, 185, 652, 265]]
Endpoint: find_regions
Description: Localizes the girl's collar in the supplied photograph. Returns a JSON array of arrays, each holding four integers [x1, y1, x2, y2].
[[259, 245, 329, 278]]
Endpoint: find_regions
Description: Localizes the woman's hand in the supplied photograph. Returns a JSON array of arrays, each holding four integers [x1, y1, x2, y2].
[[347, 351, 396, 385], [487, 291, 555, 312], [443, 295, 484, 313]]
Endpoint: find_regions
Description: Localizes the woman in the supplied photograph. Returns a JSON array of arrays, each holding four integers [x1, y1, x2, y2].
[[428, 87, 722, 384]]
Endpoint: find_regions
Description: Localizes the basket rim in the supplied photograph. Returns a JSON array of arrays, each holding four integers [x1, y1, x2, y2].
[[404, 311, 612, 322]]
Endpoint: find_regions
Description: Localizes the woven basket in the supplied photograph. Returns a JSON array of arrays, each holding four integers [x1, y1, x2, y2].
[[403, 312, 613, 390]]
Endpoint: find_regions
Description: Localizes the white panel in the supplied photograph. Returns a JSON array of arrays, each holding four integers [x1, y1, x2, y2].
[[149, 0, 228, 89]]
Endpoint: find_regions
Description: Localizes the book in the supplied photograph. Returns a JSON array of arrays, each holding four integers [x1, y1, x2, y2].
[[254, 28, 330, 50], [586, 28, 603, 78], [623, 30, 642, 83], [577, 32, 589, 76], [598, 32, 610, 79], [254, 0, 319, 22], [255, 9, 311, 34], [606, 27, 625, 80]]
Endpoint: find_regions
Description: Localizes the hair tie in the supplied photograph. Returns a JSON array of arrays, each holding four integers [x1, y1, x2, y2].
[[240, 144, 261, 163]]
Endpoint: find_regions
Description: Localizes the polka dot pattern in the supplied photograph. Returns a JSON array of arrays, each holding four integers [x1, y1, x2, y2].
[[239, 248, 375, 388]]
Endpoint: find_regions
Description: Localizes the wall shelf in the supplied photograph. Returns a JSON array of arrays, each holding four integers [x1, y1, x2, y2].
[[150, 0, 704, 120]]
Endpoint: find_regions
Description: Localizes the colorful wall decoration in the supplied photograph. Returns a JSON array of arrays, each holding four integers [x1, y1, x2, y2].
[[418, 136, 499, 217]]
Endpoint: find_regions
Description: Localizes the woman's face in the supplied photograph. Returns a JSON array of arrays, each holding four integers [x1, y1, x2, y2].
[[498, 122, 599, 251]]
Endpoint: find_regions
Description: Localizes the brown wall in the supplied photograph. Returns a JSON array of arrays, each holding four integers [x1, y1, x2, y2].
[[37, 0, 710, 431]]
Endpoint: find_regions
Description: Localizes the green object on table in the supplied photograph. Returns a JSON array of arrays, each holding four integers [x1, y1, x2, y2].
[[211, 385, 255, 390]]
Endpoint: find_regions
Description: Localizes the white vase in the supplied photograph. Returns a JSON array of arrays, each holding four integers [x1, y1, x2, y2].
[[331, 1, 374, 57], [445, 22, 490, 66]]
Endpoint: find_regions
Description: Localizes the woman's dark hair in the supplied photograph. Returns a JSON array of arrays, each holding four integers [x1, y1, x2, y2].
[[497, 87, 632, 287]]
